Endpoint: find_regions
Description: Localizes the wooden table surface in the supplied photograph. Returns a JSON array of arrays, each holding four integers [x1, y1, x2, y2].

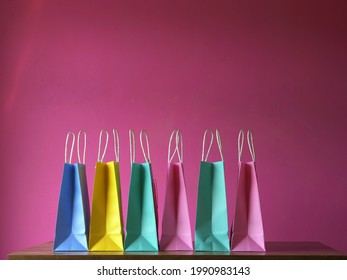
[[7, 241, 347, 260]]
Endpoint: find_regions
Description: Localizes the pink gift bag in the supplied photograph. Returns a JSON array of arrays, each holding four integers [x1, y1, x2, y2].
[[160, 130, 193, 250], [231, 130, 266, 251]]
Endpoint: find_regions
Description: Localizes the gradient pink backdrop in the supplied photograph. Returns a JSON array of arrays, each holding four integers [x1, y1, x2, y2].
[[1, 0, 347, 259]]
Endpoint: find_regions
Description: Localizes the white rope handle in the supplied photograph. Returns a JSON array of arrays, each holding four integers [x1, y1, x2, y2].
[[64, 132, 75, 164], [112, 128, 120, 162], [97, 129, 109, 162], [176, 129, 183, 163], [238, 129, 244, 162], [129, 129, 135, 164], [168, 130, 177, 163], [215, 129, 224, 161], [201, 129, 214, 162], [140, 129, 151, 163], [77, 130, 86, 164], [247, 130, 256, 161]]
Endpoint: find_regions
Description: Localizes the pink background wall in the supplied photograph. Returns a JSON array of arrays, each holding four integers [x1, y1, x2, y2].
[[1, 0, 347, 259]]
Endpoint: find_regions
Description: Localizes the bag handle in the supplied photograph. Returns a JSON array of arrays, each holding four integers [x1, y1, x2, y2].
[[112, 128, 120, 162], [168, 130, 177, 163], [64, 131, 75, 164], [129, 129, 151, 163], [129, 130, 135, 164], [97, 129, 109, 163], [140, 129, 151, 163], [238, 129, 245, 162], [215, 129, 224, 161], [176, 130, 183, 163], [238, 129, 256, 162], [77, 130, 86, 164], [201, 130, 213, 161], [247, 130, 256, 161], [201, 129, 223, 161], [168, 130, 183, 163]]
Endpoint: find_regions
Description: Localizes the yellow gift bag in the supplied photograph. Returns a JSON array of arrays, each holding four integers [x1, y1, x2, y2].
[[89, 129, 124, 251]]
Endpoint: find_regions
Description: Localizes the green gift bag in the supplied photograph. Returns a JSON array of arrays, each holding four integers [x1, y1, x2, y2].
[[124, 130, 159, 251], [195, 129, 230, 251]]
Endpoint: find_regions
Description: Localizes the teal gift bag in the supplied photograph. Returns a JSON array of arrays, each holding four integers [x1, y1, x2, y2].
[[195, 129, 230, 251], [124, 130, 159, 251]]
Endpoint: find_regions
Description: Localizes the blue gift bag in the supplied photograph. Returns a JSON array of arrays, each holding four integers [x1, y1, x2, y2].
[[54, 131, 90, 251]]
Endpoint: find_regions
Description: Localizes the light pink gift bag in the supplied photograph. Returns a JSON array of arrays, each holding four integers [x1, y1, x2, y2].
[[231, 130, 265, 251], [160, 130, 193, 250]]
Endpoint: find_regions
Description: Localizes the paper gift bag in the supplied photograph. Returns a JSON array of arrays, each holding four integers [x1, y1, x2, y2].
[[160, 130, 193, 250], [89, 129, 124, 251], [124, 130, 158, 251], [195, 129, 230, 252], [231, 130, 265, 251], [54, 131, 90, 251]]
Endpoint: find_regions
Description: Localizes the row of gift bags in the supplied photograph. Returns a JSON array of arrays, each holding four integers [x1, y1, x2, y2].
[[54, 129, 265, 252]]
